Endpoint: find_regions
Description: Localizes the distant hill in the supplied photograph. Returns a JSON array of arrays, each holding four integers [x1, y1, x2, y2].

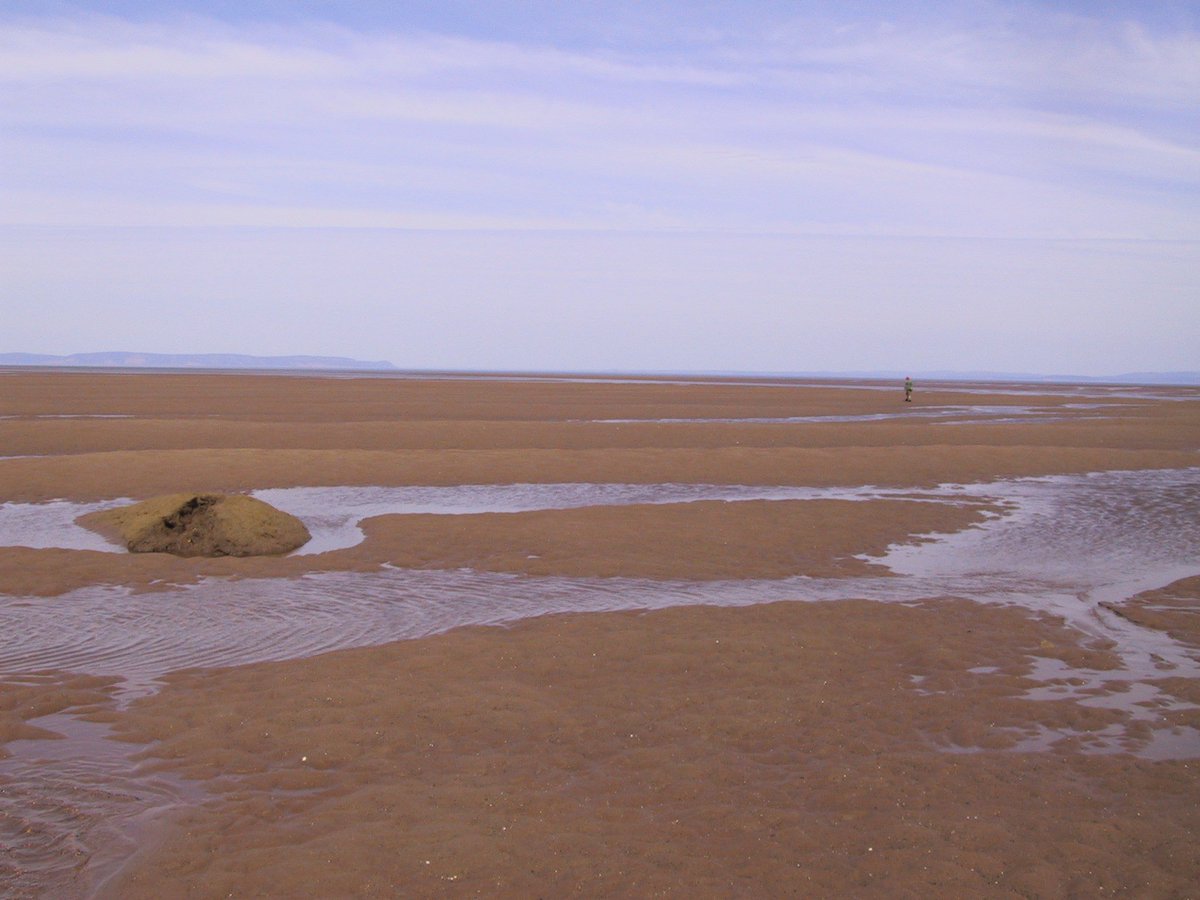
[[0, 352, 397, 370]]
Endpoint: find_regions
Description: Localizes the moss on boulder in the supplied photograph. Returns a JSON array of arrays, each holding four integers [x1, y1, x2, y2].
[[80, 493, 310, 557]]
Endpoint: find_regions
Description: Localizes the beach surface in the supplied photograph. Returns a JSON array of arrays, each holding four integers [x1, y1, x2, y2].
[[0, 370, 1198, 896]]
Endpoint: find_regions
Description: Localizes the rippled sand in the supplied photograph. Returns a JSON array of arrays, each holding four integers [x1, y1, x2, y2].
[[0, 370, 1198, 897]]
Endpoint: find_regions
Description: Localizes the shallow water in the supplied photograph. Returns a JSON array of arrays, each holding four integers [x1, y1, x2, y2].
[[585, 403, 1118, 426], [260, 482, 977, 555], [0, 498, 135, 552], [0, 470, 1197, 699], [0, 710, 200, 900], [0, 414, 135, 420], [0, 482, 973, 556], [2, 467, 1199, 896]]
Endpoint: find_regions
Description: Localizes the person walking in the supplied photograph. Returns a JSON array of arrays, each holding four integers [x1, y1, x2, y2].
[[904, 376, 913, 402]]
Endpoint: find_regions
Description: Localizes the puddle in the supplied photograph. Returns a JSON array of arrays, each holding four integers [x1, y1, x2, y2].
[[0, 498, 134, 552], [939, 385, 1197, 401], [944, 722, 1200, 760], [262, 482, 983, 556], [0, 415, 135, 420], [877, 468, 1200, 614], [0, 712, 200, 899]]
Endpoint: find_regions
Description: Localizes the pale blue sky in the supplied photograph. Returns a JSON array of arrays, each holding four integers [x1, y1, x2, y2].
[[2, 1, 1197, 373]]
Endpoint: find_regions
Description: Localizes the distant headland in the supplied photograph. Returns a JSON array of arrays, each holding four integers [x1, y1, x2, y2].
[[0, 352, 397, 370]]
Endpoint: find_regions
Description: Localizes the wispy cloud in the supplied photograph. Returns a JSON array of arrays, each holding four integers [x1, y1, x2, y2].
[[1, 7, 1196, 239]]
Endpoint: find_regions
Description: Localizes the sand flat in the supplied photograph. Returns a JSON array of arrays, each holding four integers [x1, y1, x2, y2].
[[0, 370, 1198, 897], [104, 600, 1196, 898]]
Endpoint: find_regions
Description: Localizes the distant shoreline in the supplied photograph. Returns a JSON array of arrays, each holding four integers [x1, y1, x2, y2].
[[2, 352, 1197, 385], [0, 364, 1197, 388]]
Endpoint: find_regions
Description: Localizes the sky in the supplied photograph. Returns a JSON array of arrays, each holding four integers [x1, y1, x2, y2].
[[1, 0, 1197, 375]]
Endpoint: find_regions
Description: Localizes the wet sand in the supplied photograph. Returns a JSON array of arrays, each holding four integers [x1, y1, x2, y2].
[[106, 600, 1197, 898], [0, 371, 1198, 896]]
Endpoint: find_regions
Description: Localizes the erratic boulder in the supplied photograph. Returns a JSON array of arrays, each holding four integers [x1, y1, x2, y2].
[[80, 493, 310, 557]]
